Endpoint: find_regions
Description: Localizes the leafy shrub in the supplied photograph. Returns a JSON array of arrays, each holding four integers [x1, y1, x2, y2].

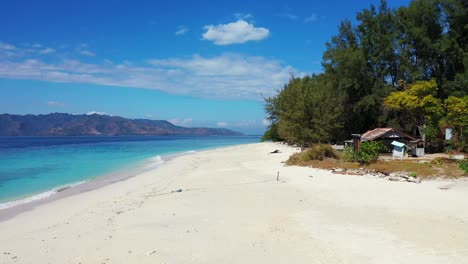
[[460, 160, 468, 174], [340, 141, 386, 164], [341, 146, 355, 162], [355, 141, 386, 164]]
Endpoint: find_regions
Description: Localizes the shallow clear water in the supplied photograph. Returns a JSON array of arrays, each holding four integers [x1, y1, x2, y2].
[[0, 136, 260, 204]]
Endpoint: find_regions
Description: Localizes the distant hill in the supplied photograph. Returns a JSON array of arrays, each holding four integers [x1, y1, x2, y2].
[[0, 113, 243, 136]]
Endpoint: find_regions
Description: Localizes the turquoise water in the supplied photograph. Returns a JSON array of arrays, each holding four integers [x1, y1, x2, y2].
[[0, 136, 260, 205]]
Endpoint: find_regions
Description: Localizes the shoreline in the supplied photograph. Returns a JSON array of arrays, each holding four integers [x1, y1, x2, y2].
[[1, 142, 467, 263], [0, 138, 260, 220], [0, 135, 261, 215], [0, 154, 163, 221], [0, 147, 216, 221]]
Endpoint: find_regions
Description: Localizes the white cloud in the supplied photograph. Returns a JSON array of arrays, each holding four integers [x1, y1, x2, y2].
[[233, 120, 258, 127], [0, 49, 297, 100], [217, 121, 228, 127], [80, 50, 96, 57], [216, 120, 261, 128], [0, 42, 16, 50], [175, 26, 189, 36], [169, 118, 193, 127], [202, 19, 269, 45], [0, 42, 60, 58], [39, 48, 56, 54], [281, 13, 299, 20], [234, 13, 253, 20], [262, 118, 271, 126], [305, 14, 318, 23], [148, 54, 294, 99], [47, 101, 65, 107], [86, 111, 110, 116]]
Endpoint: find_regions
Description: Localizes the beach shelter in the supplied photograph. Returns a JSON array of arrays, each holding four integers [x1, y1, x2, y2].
[[391, 141, 406, 160], [361, 128, 416, 151]]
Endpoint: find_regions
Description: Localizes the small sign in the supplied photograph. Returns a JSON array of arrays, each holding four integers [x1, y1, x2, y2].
[[445, 128, 453, 140]]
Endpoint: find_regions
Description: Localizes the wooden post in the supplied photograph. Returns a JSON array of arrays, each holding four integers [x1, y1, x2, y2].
[[351, 134, 361, 162]]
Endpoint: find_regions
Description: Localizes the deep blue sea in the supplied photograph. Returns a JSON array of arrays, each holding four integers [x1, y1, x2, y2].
[[0, 135, 260, 208]]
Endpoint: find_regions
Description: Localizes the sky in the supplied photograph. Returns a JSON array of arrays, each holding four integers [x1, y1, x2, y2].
[[0, 0, 411, 134]]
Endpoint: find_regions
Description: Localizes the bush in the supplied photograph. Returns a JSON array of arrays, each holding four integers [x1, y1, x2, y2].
[[431, 157, 445, 165], [341, 146, 354, 162], [286, 144, 339, 164], [305, 144, 339, 161], [460, 160, 468, 174], [355, 141, 386, 164]]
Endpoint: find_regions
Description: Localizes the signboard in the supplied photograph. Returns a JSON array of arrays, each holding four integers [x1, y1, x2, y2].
[[445, 128, 453, 140]]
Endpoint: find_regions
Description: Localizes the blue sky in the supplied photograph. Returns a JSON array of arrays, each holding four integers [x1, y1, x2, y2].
[[0, 0, 410, 134]]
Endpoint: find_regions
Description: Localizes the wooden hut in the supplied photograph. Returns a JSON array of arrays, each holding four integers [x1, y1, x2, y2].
[[361, 128, 416, 152]]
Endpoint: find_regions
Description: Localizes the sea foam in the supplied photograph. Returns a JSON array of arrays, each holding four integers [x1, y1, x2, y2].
[[0, 181, 86, 210]]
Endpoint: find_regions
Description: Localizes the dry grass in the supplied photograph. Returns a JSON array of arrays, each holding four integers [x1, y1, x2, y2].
[[287, 154, 467, 179], [286, 144, 339, 164]]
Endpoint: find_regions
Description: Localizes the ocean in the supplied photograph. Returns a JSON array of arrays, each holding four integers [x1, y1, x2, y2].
[[0, 135, 260, 209]]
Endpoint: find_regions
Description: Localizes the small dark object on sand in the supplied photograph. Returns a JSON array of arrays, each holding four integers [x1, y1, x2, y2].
[[269, 150, 281, 154], [172, 189, 183, 193]]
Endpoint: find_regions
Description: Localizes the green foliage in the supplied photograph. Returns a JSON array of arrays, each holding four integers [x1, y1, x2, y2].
[[355, 141, 386, 164], [341, 146, 355, 162], [384, 80, 444, 122], [445, 96, 468, 128], [441, 96, 468, 150], [384, 80, 444, 144], [340, 141, 386, 164], [459, 160, 468, 174], [408, 172, 417, 178], [323, 19, 387, 136], [262, 0, 468, 151], [261, 123, 282, 142], [263, 75, 343, 147], [287, 144, 339, 164]]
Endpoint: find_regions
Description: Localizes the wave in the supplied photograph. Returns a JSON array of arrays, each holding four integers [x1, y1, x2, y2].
[[0, 181, 87, 211], [149, 155, 165, 165], [0, 148, 210, 212], [139, 155, 166, 171]]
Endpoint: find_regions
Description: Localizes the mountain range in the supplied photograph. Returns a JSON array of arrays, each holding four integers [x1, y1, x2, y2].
[[0, 113, 242, 136]]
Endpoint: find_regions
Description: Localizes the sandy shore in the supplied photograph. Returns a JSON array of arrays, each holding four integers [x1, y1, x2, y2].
[[1, 142, 467, 264]]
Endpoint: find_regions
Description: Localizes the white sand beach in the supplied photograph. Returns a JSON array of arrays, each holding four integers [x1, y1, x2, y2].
[[1, 142, 467, 264]]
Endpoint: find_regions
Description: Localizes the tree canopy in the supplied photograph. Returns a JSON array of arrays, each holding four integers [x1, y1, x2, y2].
[[263, 0, 468, 151]]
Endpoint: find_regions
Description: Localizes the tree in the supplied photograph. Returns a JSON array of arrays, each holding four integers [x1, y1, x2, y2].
[[437, 0, 468, 97], [323, 19, 390, 136], [357, 0, 399, 87], [442, 96, 468, 150], [262, 0, 468, 152], [263, 75, 342, 147], [384, 80, 444, 143]]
